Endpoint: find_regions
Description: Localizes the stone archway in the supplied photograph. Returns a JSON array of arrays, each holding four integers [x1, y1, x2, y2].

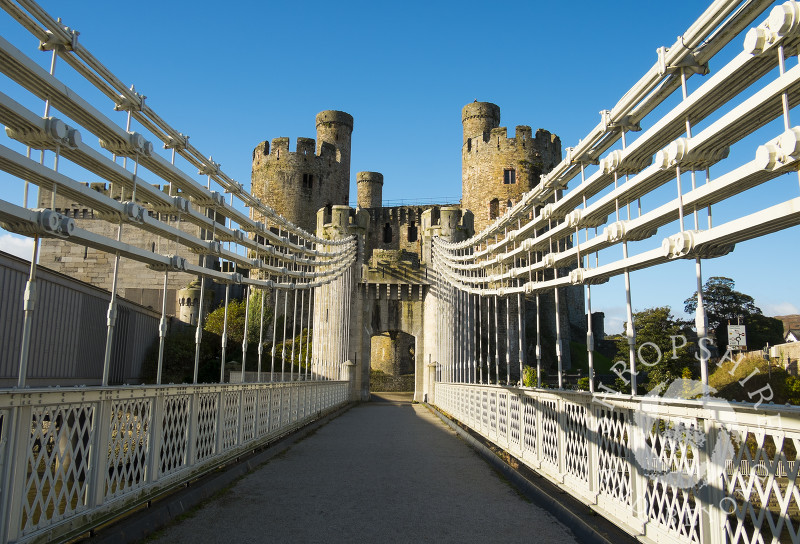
[[349, 283, 426, 401], [369, 331, 415, 391]]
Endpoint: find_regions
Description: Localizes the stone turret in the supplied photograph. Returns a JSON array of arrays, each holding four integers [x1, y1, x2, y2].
[[250, 110, 353, 233], [316, 110, 353, 203], [461, 101, 561, 232], [356, 171, 383, 209]]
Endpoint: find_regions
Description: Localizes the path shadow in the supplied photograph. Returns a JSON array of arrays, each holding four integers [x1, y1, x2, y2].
[[369, 392, 413, 404]]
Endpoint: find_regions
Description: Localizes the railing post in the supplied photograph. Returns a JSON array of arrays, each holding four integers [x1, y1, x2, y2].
[[0, 408, 12, 543], [148, 391, 166, 482], [2, 405, 31, 543], [89, 395, 113, 509], [698, 417, 726, 544], [344, 360, 356, 401], [585, 400, 599, 502], [535, 394, 544, 468], [236, 387, 244, 448], [557, 397, 567, 481], [427, 362, 437, 404], [518, 392, 526, 462], [215, 389, 225, 454], [628, 406, 648, 532], [5, 404, 33, 542], [277, 385, 283, 430]]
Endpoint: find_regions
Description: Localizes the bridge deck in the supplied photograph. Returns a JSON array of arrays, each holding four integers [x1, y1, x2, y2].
[[144, 393, 578, 543]]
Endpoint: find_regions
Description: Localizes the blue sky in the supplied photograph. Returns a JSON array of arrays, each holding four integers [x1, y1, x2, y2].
[[1, 1, 798, 335]]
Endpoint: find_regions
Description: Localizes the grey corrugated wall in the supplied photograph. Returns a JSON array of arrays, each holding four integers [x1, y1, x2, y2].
[[0, 250, 161, 386]]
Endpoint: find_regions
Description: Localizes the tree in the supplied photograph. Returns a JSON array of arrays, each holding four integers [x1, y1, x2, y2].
[[613, 306, 695, 393], [684, 277, 760, 331], [684, 276, 782, 351], [204, 290, 273, 347]]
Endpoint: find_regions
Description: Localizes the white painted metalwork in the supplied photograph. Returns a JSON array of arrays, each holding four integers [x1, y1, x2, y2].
[[428, 2, 800, 543], [3, 0, 800, 543], [0, 0, 358, 387], [431, 0, 800, 388], [0, 381, 348, 543], [0, 1, 357, 541], [436, 382, 800, 544]]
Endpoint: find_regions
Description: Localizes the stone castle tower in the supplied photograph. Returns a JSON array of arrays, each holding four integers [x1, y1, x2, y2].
[[357, 171, 383, 208], [461, 101, 561, 232], [250, 110, 353, 233]]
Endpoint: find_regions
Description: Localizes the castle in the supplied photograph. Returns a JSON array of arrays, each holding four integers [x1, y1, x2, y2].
[[35, 102, 592, 396]]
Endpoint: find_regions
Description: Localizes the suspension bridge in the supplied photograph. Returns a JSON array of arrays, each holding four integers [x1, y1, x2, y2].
[[1, 0, 800, 542]]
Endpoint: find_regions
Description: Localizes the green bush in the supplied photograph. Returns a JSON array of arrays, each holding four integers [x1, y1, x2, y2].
[[141, 329, 220, 384]]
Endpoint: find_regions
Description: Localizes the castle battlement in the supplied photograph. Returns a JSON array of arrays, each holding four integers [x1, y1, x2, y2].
[[252, 138, 339, 164], [250, 110, 353, 233], [466, 125, 559, 159], [368, 205, 422, 226]]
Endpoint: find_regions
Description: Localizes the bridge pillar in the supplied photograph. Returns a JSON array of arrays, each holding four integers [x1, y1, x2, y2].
[[419, 207, 474, 401], [315, 205, 370, 399]]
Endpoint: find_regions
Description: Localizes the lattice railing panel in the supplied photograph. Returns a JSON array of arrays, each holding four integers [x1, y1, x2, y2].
[[597, 407, 631, 507], [221, 390, 240, 451], [271, 388, 282, 432], [498, 392, 508, 444], [290, 386, 299, 424], [282, 388, 291, 428], [642, 415, 702, 543], [509, 394, 521, 449], [105, 399, 152, 500], [564, 402, 589, 484], [489, 391, 497, 437], [159, 394, 190, 477], [258, 389, 272, 437], [481, 391, 489, 433], [723, 428, 800, 544], [522, 396, 537, 457], [540, 399, 559, 470], [21, 403, 95, 535], [241, 389, 258, 443], [195, 393, 218, 462]]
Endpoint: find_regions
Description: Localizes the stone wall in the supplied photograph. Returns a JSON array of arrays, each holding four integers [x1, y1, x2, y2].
[[370, 331, 415, 375], [36, 184, 211, 314], [370, 371, 415, 392], [363, 205, 424, 261]]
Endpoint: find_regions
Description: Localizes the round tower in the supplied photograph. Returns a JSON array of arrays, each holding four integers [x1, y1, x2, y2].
[[177, 279, 213, 326], [461, 101, 561, 233], [316, 110, 354, 203], [462, 101, 500, 145], [356, 171, 383, 208]]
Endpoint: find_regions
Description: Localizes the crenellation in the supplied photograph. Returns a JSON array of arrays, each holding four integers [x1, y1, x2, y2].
[[516, 125, 532, 141], [271, 137, 290, 156], [490, 127, 508, 141], [296, 137, 315, 155]]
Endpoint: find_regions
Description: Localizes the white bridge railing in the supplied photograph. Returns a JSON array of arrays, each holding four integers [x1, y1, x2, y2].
[[0, 380, 348, 543], [435, 383, 800, 544], [429, 3, 800, 541]]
